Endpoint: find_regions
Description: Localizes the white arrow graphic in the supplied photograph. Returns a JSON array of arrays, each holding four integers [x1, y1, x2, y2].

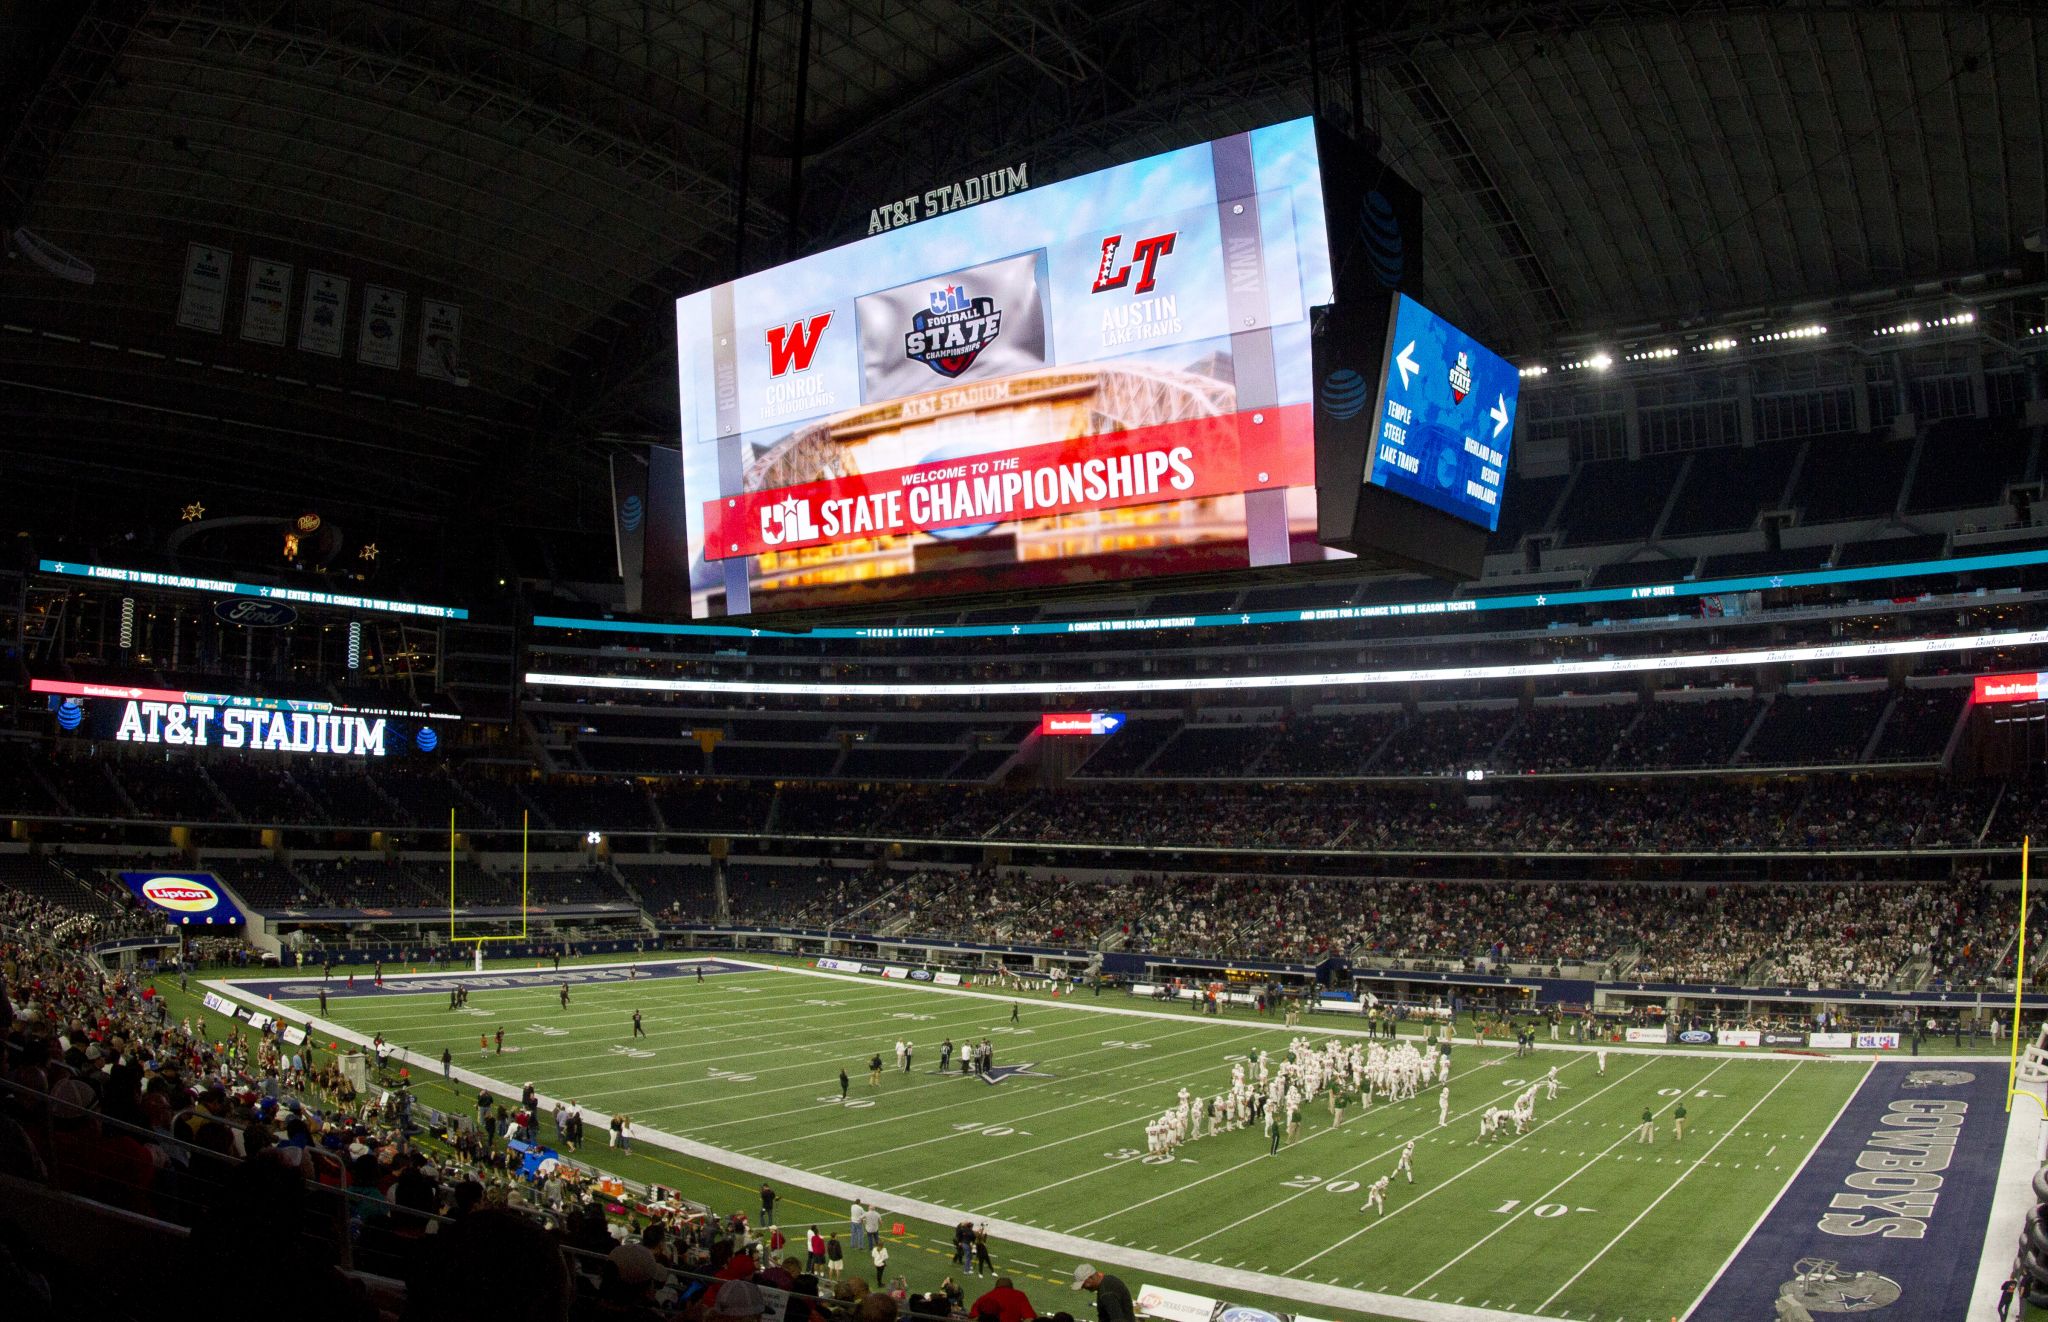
[[1490, 394, 1510, 439], [1395, 341, 1418, 390]]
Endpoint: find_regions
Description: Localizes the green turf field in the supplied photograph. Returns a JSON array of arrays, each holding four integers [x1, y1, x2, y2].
[[249, 958, 1882, 1322]]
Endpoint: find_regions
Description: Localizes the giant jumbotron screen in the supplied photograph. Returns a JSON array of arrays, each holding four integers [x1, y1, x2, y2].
[[670, 119, 1338, 619]]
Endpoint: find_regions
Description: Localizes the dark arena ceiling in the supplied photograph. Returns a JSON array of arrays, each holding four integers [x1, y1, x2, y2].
[[0, 0, 2043, 524]]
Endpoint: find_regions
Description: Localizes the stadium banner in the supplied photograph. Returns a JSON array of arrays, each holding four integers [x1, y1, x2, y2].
[[358, 284, 406, 368], [1972, 671, 2048, 704], [1808, 1031, 1854, 1048], [176, 241, 231, 332], [282, 1025, 308, 1046], [300, 269, 349, 356], [671, 117, 1335, 618], [882, 965, 911, 979], [31, 679, 453, 760], [1761, 1031, 1808, 1046], [1624, 1027, 1669, 1044], [932, 971, 963, 986], [1677, 1029, 1713, 1044], [200, 990, 240, 1016], [120, 871, 245, 926], [240, 256, 292, 345], [1855, 1031, 1901, 1050], [417, 298, 463, 381], [1716, 1028, 1762, 1047], [815, 958, 865, 974]]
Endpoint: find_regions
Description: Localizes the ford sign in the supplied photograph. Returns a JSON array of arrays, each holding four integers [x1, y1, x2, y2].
[[215, 598, 298, 628], [1678, 1029, 1713, 1044]]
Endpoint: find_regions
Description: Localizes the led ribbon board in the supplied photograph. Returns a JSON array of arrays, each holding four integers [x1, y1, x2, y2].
[[535, 546, 2048, 643], [672, 119, 1335, 618], [32, 679, 456, 758], [526, 628, 2048, 700], [37, 559, 469, 620]]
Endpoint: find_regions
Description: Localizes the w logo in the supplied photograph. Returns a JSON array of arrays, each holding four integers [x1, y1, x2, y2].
[[764, 313, 832, 377]]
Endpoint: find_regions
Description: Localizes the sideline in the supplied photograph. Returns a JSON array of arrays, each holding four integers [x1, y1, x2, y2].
[[1968, 1078, 2045, 1321]]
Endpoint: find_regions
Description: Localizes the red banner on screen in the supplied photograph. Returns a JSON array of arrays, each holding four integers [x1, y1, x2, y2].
[[703, 404, 1311, 561], [1973, 672, 2048, 704], [30, 677, 186, 704]]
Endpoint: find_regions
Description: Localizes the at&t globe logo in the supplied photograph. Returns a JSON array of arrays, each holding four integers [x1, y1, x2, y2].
[[141, 876, 221, 913], [1321, 367, 1370, 420], [620, 495, 645, 533], [55, 699, 82, 731], [415, 726, 439, 753]]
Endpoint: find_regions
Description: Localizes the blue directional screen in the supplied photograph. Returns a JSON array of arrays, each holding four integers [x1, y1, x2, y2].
[[1365, 294, 1519, 533]]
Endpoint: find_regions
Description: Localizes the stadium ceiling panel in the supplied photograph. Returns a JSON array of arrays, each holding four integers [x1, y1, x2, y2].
[[0, 0, 2040, 516]]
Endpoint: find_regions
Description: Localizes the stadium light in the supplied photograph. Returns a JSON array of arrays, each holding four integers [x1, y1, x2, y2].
[[1691, 337, 1738, 353], [1517, 364, 1548, 378], [585, 830, 603, 846]]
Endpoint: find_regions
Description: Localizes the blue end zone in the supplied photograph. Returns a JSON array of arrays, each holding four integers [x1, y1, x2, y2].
[[1692, 1061, 2006, 1319], [226, 958, 759, 1002]]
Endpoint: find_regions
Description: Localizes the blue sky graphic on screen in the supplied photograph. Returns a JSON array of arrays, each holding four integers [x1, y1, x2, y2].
[[1366, 294, 1518, 532]]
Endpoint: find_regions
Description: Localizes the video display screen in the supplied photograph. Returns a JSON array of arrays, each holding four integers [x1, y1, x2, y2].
[[673, 119, 1337, 618], [1363, 294, 1519, 532]]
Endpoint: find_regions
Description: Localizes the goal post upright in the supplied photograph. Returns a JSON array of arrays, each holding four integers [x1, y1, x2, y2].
[[2008, 835, 2030, 1113]]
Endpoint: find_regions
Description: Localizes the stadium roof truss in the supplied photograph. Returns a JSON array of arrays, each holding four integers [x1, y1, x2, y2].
[[0, 1, 2040, 514]]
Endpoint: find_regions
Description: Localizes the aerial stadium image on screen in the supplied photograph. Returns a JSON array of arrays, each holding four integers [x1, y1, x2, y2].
[[5, 6, 2048, 1322]]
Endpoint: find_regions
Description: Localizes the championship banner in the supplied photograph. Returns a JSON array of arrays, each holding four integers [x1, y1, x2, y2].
[[176, 242, 231, 332], [240, 256, 292, 345], [704, 403, 1311, 560], [300, 269, 349, 356], [417, 298, 463, 381], [1716, 1029, 1762, 1047], [358, 284, 405, 369]]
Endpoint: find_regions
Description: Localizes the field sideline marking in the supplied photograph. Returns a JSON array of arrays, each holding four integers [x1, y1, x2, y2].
[[1405, 1060, 1733, 1295], [1537, 1062, 1802, 1311], [1674, 1060, 1871, 1321], [210, 970, 1559, 1322]]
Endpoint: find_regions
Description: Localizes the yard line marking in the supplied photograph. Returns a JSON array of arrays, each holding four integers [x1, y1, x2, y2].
[[1405, 1061, 1733, 1295], [1677, 1061, 1872, 1321], [671, 1020, 1232, 1140], [1284, 1057, 1660, 1273], [1538, 1063, 1802, 1311]]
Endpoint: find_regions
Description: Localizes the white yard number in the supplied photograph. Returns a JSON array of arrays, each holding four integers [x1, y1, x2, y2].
[[952, 1121, 1026, 1137], [1494, 1201, 1587, 1218], [1281, 1174, 1359, 1194], [607, 1045, 656, 1059], [890, 1012, 935, 1022], [707, 1066, 757, 1083], [527, 1024, 567, 1037], [803, 999, 845, 1007], [1100, 1040, 1152, 1050]]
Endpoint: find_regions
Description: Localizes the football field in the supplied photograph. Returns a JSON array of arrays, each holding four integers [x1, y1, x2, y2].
[[241, 957, 2004, 1322]]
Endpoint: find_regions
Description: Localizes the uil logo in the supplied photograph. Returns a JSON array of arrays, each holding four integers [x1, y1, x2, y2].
[[758, 496, 820, 547], [1448, 350, 1473, 404], [905, 284, 1002, 377], [1779, 1260, 1902, 1313], [1903, 1069, 1975, 1087]]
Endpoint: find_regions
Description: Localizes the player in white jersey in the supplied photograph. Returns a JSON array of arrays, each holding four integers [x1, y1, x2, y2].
[[1546, 1066, 1559, 1100], [1362, 1174, 1390, 1216], [1597, 1048, 1608, 1076], [1397, 1140, 1415, 1184], [1438, 1087, 1450, 1128]]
